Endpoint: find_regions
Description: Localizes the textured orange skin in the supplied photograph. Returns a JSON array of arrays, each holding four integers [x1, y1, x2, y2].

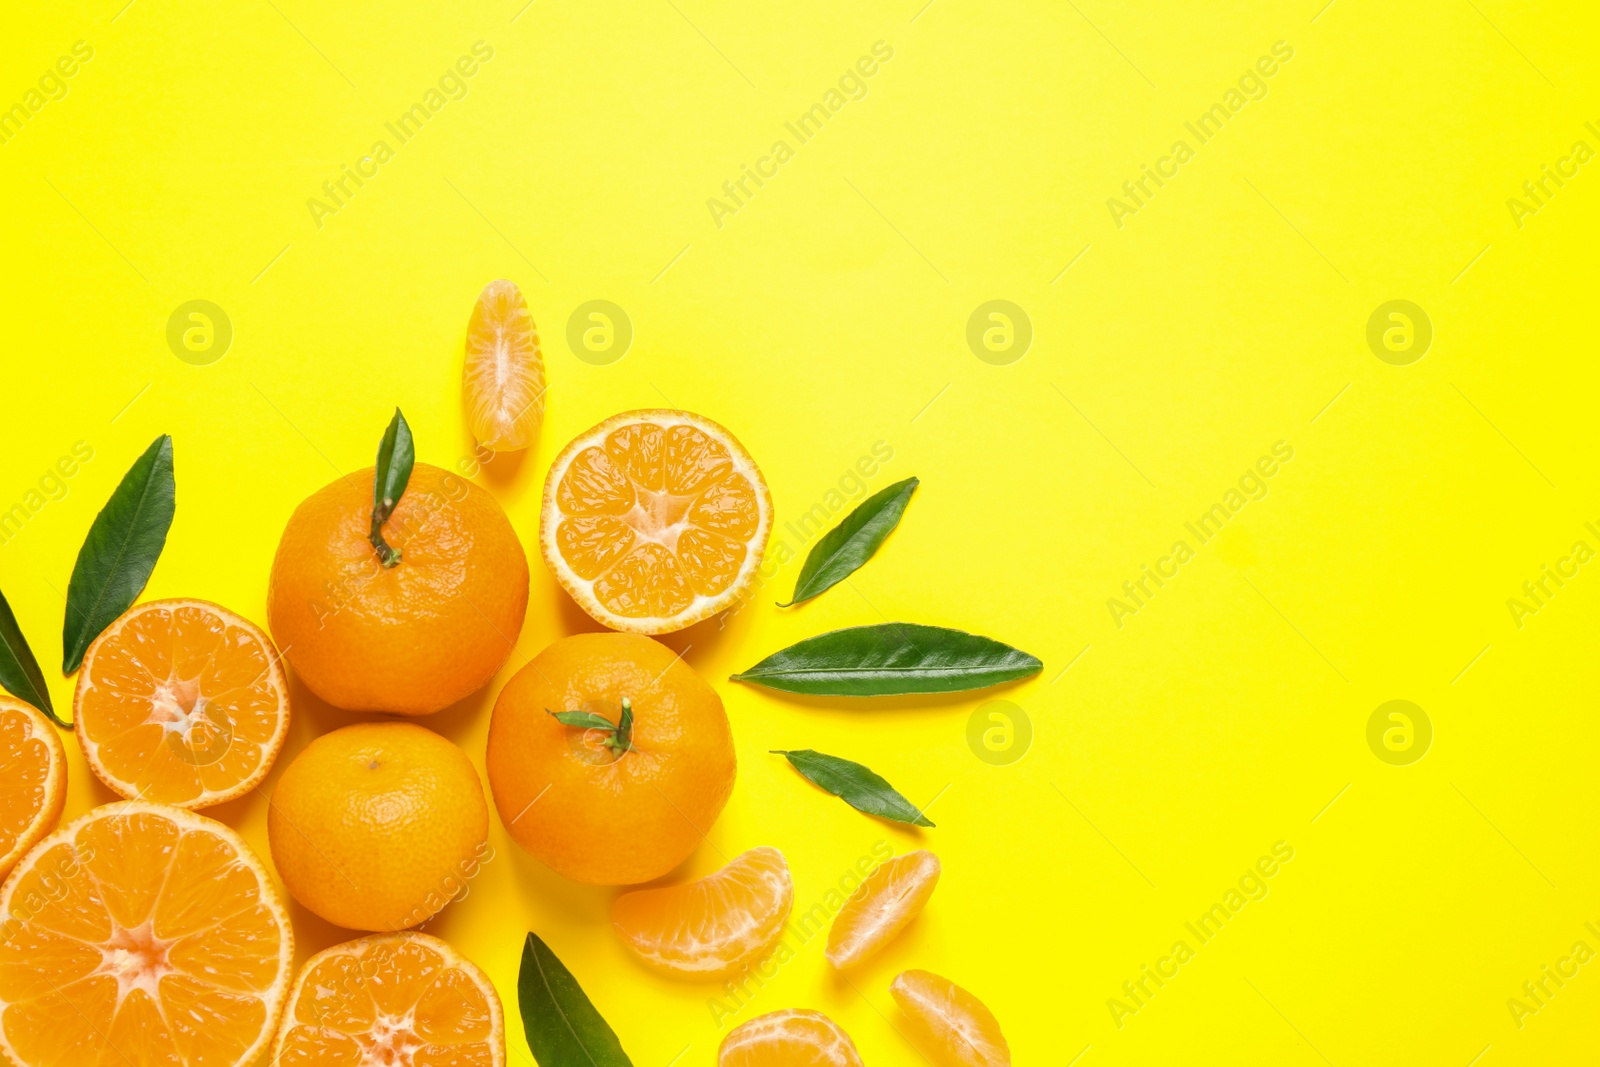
[[267, 463, 529, 715], [486, 633, 736, 885], [268, 722, 489, 932]]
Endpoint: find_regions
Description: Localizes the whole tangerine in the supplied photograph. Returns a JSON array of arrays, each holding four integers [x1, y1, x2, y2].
[[486, 633, 736, 885], [267, 463, 529, 715]]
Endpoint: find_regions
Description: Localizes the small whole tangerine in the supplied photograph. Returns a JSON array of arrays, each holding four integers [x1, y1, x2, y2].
[[486, 633, 736, 885]]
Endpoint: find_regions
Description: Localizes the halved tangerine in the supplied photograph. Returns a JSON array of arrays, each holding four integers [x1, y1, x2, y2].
[[827, 849, 940, 969], [272, 931, 505, 1066], [718, 1008, 864, 1067], [891, 969, 1010, 1067], [73, 598, 290, 809], [463, 278, 545, 452], [0, 801, 293, 1067], [540, 410, 772, 634], [0, 698, 66, 880], [613, 846, 793, 978]]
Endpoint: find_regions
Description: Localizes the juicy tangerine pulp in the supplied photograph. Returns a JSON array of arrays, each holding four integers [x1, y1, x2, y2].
[[891, 969, 1011, 1067], [544, 411, 771, 629], [718, 1009, 864, 1067], [827, 849, 941, 969], [0, 803, 292, 1067], [463, 278, 545, 451], [74, 599, 289, 808], [612, 846, 793, 977], [0, 700, 65, 878], [273, 932, 504, 1066]]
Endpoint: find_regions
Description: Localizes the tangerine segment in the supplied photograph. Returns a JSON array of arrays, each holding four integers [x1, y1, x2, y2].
[[541, 411, 772, 634], [73, 598, 290, 810], [0, 700, 66, 880], [827, 850, 940, 969], [464, 279, 545, 452], [272, 932, 505, 1067], [613, 847, 793, 978], [0, 802, 293, 1067], [890, 969, 1010, 1067], [718, 1009, 864, 1067]]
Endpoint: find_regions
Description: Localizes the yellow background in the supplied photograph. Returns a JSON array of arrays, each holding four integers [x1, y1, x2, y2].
[[3, 0, 1599, 1062]]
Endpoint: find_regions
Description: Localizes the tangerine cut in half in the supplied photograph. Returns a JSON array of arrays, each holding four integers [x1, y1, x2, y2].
[[464, 278, 545, 452], [74, 598, 290, 809], [0, 698, 66, 880], [827, 849, 940, 969], [718, 1008, 864, 1067], [0, 801, 293, 1067], [891, 969, 1010, 1067], [541, 410, 772, 634], [273, 931, 505, 1067], [613, 846, 793, 978]]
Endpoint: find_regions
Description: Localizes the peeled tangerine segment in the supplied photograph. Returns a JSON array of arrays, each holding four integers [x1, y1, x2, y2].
[[718, 1009, 864, 1067], [272, 932, 504, 1067], [827, 849, 940, 969], [0, 802, 292, 1067], [891, 969, 1010, 1067], [612, 847, 793, 977], [464, 278, 545, 451]]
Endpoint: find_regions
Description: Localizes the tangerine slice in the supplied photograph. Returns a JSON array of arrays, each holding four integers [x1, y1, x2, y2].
[[540, 410, 772, 634], [0, 699, 66, 880], [73, 598, 290, 809], [826, 849, 939, 969], [272, 931, 505, 1066], [0, 801, 293, 1067], [890, 969, 1010, 1067], [718, 1008, 864, 1066], [612, 846, 793, 977], [463, 278, 546, 451]]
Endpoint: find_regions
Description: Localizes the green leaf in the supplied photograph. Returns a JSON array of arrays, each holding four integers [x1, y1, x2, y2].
[[370, 407, 415, 569], [548, 697, 634, 754], [772, 749, 934, 826], [61, 435, 175, 673], [732, 623, 1042, 696], [0, 585, 66, 728], [780, 476, 918, 606], [518, 931, 634, 1067], [548, 710, 616, 731]]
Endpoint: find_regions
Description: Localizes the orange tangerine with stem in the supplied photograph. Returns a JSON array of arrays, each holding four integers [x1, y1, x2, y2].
[[73, 598, 290, 809], [463, 278, 545, 452], [612, 846, 793, 978], [826, 849, 940, 969], [718, 1008, 864, 1067], [890, 969, 1011, 1067], [0, 698, 65, 880]]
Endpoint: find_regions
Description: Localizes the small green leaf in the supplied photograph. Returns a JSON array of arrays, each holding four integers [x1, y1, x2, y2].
[[518, 931, 634, 1067], [548, 710, 616, 731], [772, 749, 934, 827], [0, 585, 66, 728], [781, 476, 918, 606], [62, 435, 175, 673], [732, 623, 1042, 696], [370, 407, 415, 568], [548, 698, 634, 755]]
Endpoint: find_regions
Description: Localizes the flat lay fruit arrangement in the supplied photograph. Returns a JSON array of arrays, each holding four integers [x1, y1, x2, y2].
[[0, 280, 1037, 1066]]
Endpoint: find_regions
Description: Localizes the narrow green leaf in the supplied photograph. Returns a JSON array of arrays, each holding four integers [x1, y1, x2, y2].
[[732, 623, 1042, 696], [518, 932, 634, 1067], [780, 476, 918, 606], [548, 710, 616, 731], [772, 749, 934, 827], [370, 407, 415, 568], [62, 435, 175, 673], [0, 585, 66, 727]]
